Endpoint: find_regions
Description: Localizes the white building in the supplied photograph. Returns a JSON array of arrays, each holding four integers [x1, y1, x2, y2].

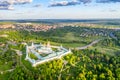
[[25, 42, 71, 67]]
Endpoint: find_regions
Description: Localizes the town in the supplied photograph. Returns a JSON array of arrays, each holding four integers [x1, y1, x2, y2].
[[0, 23, 58, 32]]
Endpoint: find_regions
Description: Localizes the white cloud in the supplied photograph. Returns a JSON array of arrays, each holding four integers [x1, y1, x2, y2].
[[49, 0, 120, 7], [33, 4, 41, 7], [14, 0, 32, 4], [49, 0, 80, 7], [0, 0, 33, 10]]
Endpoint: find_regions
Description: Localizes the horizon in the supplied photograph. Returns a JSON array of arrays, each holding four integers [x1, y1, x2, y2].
[[0, 18, 120, 21]]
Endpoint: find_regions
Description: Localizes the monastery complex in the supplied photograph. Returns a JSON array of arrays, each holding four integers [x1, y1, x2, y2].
[[25, 42, 71, 67]]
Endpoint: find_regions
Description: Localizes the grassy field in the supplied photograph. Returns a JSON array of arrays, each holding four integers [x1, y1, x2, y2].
[[89, 44, 120, 56]]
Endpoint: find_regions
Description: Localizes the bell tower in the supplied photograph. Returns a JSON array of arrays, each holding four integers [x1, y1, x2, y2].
[[47, 41, 50, 47]]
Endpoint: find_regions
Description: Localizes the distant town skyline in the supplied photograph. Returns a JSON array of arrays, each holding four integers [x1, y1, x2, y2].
[[0, 0, 120, 19]]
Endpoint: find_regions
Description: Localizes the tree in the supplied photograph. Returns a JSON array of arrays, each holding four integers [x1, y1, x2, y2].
[[99, 73, 105, 80], [116, 68, 120, 80], [78, 73, 86, 80]]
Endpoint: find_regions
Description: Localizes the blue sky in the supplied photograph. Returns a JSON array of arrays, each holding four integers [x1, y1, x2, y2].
[[0, 0, 120, 19]]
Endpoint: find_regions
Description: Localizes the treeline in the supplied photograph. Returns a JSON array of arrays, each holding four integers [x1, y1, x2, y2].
[[97, 38, 119, 47], [115, 31, 120, 45]]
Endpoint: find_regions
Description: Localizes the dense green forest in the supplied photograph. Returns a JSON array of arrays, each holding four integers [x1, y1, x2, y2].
[[1, 49, 120, 80]]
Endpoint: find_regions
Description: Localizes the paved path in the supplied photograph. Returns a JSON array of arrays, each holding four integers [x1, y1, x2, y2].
[[0, 69, 14, 74], [2, 44, 8, 54], [58, 60, 68, 79]]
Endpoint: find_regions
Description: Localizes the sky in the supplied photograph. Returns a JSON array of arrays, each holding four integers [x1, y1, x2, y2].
[[0, 0, 120, 20]]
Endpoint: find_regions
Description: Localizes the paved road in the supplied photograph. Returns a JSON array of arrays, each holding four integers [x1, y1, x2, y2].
[[110, 32, 117, 40], [74, 31, 119, 50], [75, 39, 101, 50]]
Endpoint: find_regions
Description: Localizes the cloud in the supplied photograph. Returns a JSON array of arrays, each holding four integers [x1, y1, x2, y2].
[[49, 0, 120, 7], [96, 0, 120, 3], [109, 9, 117, 12], [0, 0, 33, 10], [49, 0, 80, 7], [0, 1, 10, 10], [49, 0, 92, 7], [33, 4, 41, 7], [78, 0, 92, 4], [14, 0, 33, 4]]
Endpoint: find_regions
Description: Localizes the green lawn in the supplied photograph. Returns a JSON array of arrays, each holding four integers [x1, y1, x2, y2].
[[0, 72, 11, 80], [0, 64, 12, 71]]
